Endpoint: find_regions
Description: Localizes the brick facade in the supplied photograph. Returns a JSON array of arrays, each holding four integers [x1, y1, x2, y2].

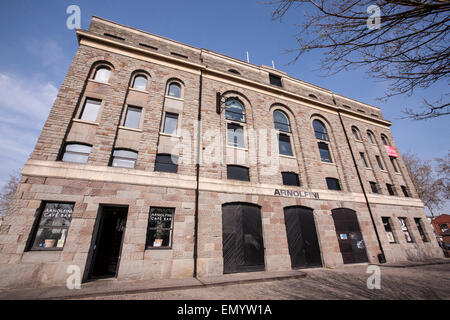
[[0, 16, 443, 289]]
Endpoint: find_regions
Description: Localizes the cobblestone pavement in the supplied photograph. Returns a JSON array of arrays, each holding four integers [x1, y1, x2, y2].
[[82, 264, 450, 300]]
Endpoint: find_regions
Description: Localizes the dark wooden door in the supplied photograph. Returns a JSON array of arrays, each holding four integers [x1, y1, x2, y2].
[[284, 206, 322, 268], [222, 203, 265, 274], [331, 208, 368, 264]]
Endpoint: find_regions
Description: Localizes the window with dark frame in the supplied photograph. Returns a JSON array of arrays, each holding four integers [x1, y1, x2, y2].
[[154, 154, 178, 173], [273, 110, 291, 133], [227, 165, 250, 181], [401, 185, 409, 197], [278, 133, 293, 156], [93, 67, 111, 83], [112, 149, 138, 168], [352, 127, 361, 140], [168, 83, 181, 98], [145, 207, 174, 249], [282, 172, 300, 186], [227, 123, 244, 148], [313, 120, 329, 141], [225, 99, 245, 123], [163, 112, 178, 135], [80, 98, 101, 122], [439, 224, 448, 232], [381, 134, 390, 146], [318, 142, 332, 163], [132, 75, 147, 91], [124, 106, 142, 129], [382, 217, 397, 243], [386, 183, 395, 196], [269, 74, 282, 87], [28, 202, 74, 251], [326, 177, 341, 191], [62, 143, 91, 163], [367, 131, 375, 144], [414, 218, 428, 242], [360, 152, 369, 168], [370, 181, 379, 194], [376, 155, 384, 170], [398, 217, 414, 243], [390, 157, 399, 173]]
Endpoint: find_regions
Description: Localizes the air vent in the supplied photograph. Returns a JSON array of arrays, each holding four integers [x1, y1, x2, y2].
[[371, 113, 379, 118], [342, 104, 351, 109], [139, 43, 158, 50], [308, 94, 318, 99], [171, 52, 188, 59], [103, 33, 125, 41], [357, 109, 366, 113], [228, 69, 241, 75]]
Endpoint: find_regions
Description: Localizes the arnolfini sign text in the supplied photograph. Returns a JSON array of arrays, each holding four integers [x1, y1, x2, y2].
[[274, 189, 319, 199]]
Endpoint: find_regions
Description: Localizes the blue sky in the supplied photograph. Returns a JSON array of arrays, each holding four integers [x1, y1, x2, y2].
[[0, 0, 448, 212]]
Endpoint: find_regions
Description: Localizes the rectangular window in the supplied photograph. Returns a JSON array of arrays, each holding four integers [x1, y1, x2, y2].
[[326, 177, 341, 191], [112, 149, 138, 168], [370, 181, 379, 194], [386, 183, 395, 196], [145, 207, 174, 249], [360, 152, 369, 168], [163, 112, 178, 135], [124, 106, 142, 129], [398, 217, 414, 243], [154, 154, 178, 173], [401, 186, 409, 197], [414, 218, 428, 242], [278, 133, 293, 156], [318, 142, 332, 163], [376, 155, 384, 170], [439, 224, 448, 233], [227, 165, 250, 181], [282, 172, 300, 186], [269, 74, 282, 87], [227, 123, 245, 148], [390, 157, 399, 173], [382, 217, 397, 243], [80, 98, 101, 122], [62, 144, 91, 164], [28, 202, 74, 251]]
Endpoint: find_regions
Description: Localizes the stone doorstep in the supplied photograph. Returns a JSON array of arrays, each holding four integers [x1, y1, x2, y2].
[[372, 258, 450, 268], [0, 270, 307, 300]]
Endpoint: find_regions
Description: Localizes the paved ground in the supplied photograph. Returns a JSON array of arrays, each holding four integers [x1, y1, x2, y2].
[[80, 263, 450, 300]]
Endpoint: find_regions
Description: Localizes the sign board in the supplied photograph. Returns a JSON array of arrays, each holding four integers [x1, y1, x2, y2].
[[274, 189, 319, 200], [149, 207, 174, 222], [385, 145, 399, 158]]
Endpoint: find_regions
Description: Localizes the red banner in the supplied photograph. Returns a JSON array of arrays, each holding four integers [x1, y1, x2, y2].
[[385, 145, 399, 158]]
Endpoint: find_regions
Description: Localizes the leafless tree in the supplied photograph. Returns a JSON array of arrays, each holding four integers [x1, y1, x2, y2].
[[402, 152, 447, 216], [270, 0, 450, 120], [0, 170, 21, 217]]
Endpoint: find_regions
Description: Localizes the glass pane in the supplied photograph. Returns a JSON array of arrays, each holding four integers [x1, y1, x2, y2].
[[133, 76, 147, 91], [112, 158, 136, 168], [62, 152, 89, 164], [368, 132, 374, 144], [163, 113, 178, 135], [149, 208, 174, 229], [225, 99, 245, 122], [313, 120, 328, 141], [155, 155, 178, 173], [282, 172, 299, 186], [65, 144, 92, 154], [80, 99, 100, 122], [39, 203, 74, 227], [227, 123, 244, 148], [94, 68, 111, 82], [227, 165, 249, 181], [33, 228, 68, 249], [318, 142, 331, 162], [113, 149, 138, 159], [146, 229, 171, 248], [398, 218, 413, 243], [124, 106, 142, 128], [274, 111, 290, 131], [168, 83, 181, 98], [326, 178, 341, 190], [278, 134, 293, 156]]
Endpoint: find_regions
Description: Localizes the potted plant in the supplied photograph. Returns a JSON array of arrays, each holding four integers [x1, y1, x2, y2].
[[41, 229, 59, 248], [153, 223, 165, 247]]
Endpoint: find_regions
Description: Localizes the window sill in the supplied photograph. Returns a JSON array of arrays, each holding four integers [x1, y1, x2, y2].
[[72, 118, 99, 126], [88, 79, 111, 86], [165, 95, 184, 102], [119, 126, 142, 132], [279, 154, 296, 159], [355, 139, 363, 143], [321, 161, 336, 166], [380, 170, 388, 173], [365, 167, 373, 170], [145, 247, 172, 250], [226, 145, 248, 151], [128, 87, 149, 94], [160, 132, 181, 139]]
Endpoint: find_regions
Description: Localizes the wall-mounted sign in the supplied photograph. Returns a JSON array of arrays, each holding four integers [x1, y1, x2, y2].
[[385, 145, 399, 158], [274, 189, 319, 199]]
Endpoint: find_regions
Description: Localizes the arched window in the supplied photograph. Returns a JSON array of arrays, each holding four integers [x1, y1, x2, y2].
[[381, 134, 390, 146], [93, 66, 111, 83], [225, 98, 245, 123], [167, 82, 181, 98], [132, 75, 148, 91], [62, 143, 92, 164], [367, 131, 375, 144], [273, 110, 291, 133], [313, 120, 328, 141], [351, 126, 361, 140], [112, 149, 138, 168]]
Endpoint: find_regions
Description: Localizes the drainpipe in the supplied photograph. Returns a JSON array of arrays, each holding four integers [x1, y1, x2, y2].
[[335, 96, 386, 264], [193, 63, 203, 278]]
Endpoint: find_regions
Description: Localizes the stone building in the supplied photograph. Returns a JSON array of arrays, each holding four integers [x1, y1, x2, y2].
[[0, 16, 443, 289]]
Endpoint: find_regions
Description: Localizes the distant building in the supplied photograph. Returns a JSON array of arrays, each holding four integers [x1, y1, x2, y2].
[[0, 16, 444, 289], [431, 214, 450, 244]]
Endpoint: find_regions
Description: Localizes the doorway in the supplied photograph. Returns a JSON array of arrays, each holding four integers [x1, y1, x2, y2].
[[332, 208, 368, 264], [284, 206, 322, 269], [85, 205, 128, 280], [222, 203, 265, 274]]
